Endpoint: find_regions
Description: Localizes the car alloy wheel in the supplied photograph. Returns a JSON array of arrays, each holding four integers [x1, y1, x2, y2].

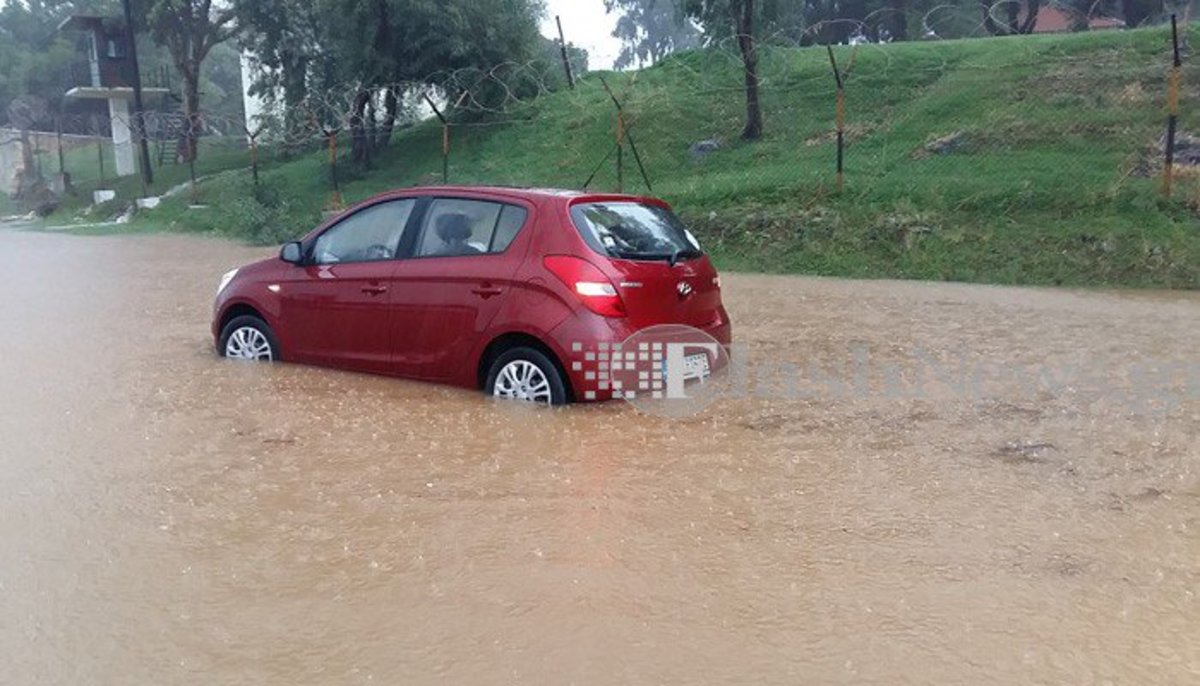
[[219, 315, 280, 363], [492, 360, 553, 404], [485, 346, 567, 406], [225, 326, 274, 361]]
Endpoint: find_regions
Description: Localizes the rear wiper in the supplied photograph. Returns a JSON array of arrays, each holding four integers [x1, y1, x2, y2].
[[608, 250, 701, 263], [668, 248, 702, 266]]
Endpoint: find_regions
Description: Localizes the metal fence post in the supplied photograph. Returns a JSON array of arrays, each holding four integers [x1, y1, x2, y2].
[[423, 93, 450, 184], [1164, 14, 1182, 199], [827, 46, 846, 192], [616, 111, 625, 193]]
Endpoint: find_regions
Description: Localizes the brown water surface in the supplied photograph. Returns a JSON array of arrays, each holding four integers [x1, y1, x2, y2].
[[1, 229, 1197, 684]]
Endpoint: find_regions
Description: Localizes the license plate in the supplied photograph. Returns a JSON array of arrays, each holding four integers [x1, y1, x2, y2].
[[682, 353, 711, 381]]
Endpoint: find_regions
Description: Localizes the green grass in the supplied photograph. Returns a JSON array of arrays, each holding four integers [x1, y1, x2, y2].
[[33, 25, 1200, 288]]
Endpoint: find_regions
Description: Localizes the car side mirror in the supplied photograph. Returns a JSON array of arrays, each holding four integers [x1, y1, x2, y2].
[[280, 241, 303, 265]]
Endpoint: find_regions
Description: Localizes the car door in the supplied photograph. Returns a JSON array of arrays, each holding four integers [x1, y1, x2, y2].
[[389, 197, 531, 381], [277, 198, 418, 373]]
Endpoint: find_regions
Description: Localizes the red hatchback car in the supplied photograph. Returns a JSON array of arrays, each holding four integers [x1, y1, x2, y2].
[[212, 186, 731, 404]]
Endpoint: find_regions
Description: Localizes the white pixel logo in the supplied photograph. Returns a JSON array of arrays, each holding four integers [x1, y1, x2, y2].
[[571, 324, 729, 416]]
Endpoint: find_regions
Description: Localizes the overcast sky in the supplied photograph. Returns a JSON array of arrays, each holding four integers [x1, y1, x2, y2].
[[541, 0, 621, 70]]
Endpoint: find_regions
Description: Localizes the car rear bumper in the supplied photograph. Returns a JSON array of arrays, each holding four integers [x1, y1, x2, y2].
[[548, 307, 732, 402]]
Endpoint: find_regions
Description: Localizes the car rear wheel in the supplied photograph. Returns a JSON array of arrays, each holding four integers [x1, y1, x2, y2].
[[219, 315, 280, 362], [486, 347, 567, 406]]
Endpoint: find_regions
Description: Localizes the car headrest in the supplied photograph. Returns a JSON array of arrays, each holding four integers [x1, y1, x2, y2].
[[436, 213, 473, 242]]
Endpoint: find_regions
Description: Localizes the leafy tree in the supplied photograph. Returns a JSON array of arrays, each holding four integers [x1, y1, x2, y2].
[[136, 0, 237, 160], [604, 0, 701, 69], [680, 0, 767, 139], [542, 35, 589, 87], [236, 0, 545, 166], [233, 0, 332, 144]]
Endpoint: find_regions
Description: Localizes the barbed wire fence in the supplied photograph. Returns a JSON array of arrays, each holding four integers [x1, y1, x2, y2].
[[11, 7, 1197, 234]]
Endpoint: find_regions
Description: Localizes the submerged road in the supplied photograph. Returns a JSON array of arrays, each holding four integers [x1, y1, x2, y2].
[[1, 228, 1197, 684]]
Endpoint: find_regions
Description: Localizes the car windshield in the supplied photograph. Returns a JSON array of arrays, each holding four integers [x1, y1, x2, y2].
[[570, 202, 703, 262]]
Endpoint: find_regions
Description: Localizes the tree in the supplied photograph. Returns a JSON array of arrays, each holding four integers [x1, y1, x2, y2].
[[1119, 0, 1160, 27], [138, 0, 236, 161], [604, 0, 701, 69], [681, 0, 764, 139], [233, 0, 331, 146], [983, 0, 1041, 34], [541, 35, 589, 88], [272, 0, 544, 166]]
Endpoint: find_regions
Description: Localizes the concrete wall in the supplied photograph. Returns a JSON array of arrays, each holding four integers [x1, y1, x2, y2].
[[0, 128, 107, 196], [0, 130, 29, 197]]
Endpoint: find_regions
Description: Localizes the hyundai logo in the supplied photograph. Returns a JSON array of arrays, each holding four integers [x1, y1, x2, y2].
[[676, 281, 694, 298]]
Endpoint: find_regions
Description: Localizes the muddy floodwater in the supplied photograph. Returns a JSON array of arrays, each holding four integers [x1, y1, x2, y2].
[[1, 228, 1197, 684]]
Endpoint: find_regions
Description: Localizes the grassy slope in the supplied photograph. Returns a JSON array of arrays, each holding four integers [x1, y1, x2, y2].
[[46, 27, 1200, 288]]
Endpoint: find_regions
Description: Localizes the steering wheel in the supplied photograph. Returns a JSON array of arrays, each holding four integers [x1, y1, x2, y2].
[[365, 244, 393, 260]]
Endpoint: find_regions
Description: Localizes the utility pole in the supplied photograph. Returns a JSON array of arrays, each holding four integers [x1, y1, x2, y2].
[[121, 0, 154, 187]]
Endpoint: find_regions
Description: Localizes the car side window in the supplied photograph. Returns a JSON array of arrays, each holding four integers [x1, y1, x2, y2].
[[312, 199, 416, 265], [490, 205, 529, 253], [415, 199, 528, 258]]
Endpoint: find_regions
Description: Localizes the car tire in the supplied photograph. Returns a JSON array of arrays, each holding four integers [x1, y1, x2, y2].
[[219, 315, 281, 362], [485, 346, 568, 406]]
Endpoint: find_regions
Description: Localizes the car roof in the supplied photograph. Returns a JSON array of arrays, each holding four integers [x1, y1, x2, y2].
[[306, 185, 672, 242], [377, 185, 661, 205]]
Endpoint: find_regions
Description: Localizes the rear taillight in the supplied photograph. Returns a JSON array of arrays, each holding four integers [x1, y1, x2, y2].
[[543, 255, 626, 318]]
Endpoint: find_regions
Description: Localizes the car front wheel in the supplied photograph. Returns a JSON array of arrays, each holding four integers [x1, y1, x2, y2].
[[219, 315, 280, 362], [486, 347, 568, 406]]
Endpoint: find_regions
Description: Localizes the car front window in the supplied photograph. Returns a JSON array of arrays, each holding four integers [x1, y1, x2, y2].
[[312, 199, 416, 265]]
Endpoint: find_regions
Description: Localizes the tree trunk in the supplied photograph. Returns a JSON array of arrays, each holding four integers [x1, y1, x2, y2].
[[1121, 0, 1151, 28], [375, 86, 399, 150], [281, 51, 309, 154], [732, 0, 763, 141], [890, 0, 909, 41], [1019, 0, 1040, 33], [843, 0, 869, 38], [1005, 3, 1020, 32], [365, 95, 376, 159], [984, 5, 1000, 34], [349, 89, 372, 166], [181, 68, 201, 163]]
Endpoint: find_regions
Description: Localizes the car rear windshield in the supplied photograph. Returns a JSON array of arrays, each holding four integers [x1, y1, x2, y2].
[[570, 202, 703, 262]]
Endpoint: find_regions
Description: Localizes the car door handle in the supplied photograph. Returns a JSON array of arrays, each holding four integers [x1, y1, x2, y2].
[[361, 285, 389, 296], [471, 285, 504, 299]]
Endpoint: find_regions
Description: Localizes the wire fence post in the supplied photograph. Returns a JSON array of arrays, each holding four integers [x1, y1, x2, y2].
[[556, 15, 575, 90], [136, 115, 149, 199], [243, 123, 263, 189], [616, 111, 625, 193], [597, 75, 652, 193], [55, 116, 65, 176], [442, 124, 450, 184], [188, 152, 198, 204], [250, 137, 260, 187], [423, 93, 450, 184], [827, 45, 846, 193], [1164, 14, 1182, 199], [326, 128, 343, 210]]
